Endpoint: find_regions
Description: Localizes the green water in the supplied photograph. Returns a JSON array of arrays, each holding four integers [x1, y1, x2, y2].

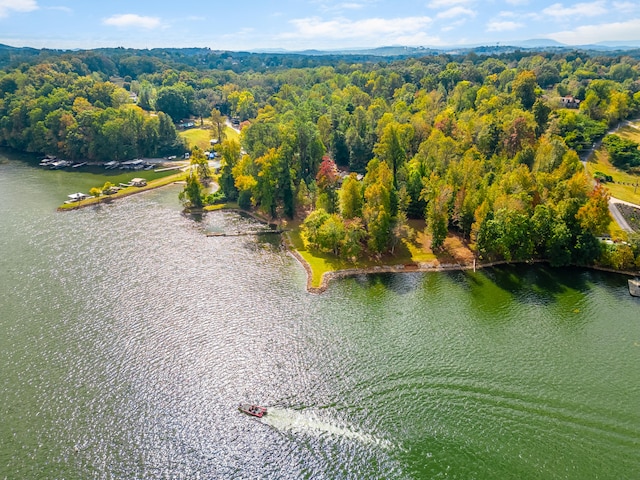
[[1, 150, 639, 479]]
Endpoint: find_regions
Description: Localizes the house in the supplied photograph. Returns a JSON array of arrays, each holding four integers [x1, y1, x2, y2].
[[560, 96, 581, 108], [130, 178, 147, 187]]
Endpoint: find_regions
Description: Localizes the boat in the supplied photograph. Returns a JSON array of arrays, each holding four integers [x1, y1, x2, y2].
[[238, 404, 267, 418], [629, 278, 640, 297], [39, 156, 56, 166]]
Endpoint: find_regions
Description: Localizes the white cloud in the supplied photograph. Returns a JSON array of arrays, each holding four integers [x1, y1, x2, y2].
[[613, 2, 637, 13], [543, 1, 608, 19], [436, 6, 476, 19], [103, 14, 162, 29], [318, 1, 370, 13], [486, 20, 523, 31], [0, 0, 38, 18], [282, 16, 433, 41], [441, 18, 468, 31], [428, 0, 473, 8], [499, 9, 541, 20], [506, 0, 529, 5], [549, 18, 640, 44], [338, 2, 366, 9]]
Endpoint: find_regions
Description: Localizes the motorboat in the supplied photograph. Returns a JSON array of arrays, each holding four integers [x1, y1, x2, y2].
[[629, 278, 640, 297], [238, 404, 267, 418]]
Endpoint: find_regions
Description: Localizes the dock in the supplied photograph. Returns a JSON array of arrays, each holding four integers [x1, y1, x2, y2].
[[206, 229, 285, 237]]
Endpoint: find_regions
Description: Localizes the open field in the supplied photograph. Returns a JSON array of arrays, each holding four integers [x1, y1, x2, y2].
[[586, 122, 640, 205], [179, 127, 212, 151], [179, 122, 240, 151]]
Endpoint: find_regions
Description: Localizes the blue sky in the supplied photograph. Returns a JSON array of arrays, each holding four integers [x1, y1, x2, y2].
[[1, 0, 640, 50]]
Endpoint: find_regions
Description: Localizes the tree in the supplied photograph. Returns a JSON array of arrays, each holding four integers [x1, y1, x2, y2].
[[155, 83, 193, 122], [255, 149, 280, 218], [391, 210, 413, 254], [302, 208, 330, 249], [576, 184, 611, 235], [373, 121, 414, 188], [425, 180, 452, 251], [190, 146, 211, 186], [532, 99, 551, 136], [362, 159, 394, 254], [317, 214, 346, 255], [316, 156, 339, 213], [228, 90, 257, 121], [210, 108, 226, 143], [339, 173, 363, 219], [219, 138, 241, 200], [512, 70, 538, 110], [233, 155, 258, 209], [179, 172, 204, 209], [602, 134, 640, 168], [341, 219, 366, 261], [296, 179, 314, 213]]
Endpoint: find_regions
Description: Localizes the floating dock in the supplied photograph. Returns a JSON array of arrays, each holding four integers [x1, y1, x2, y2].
[[206, 230, 284, 237]]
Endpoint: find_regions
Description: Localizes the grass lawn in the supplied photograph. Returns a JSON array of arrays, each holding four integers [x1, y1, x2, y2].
[[586, 123, 640, 205], [224, 126, 240, 142], [179, 127, 212, 151], [179, 120, 240, 151], [288, 218, 474, 289]]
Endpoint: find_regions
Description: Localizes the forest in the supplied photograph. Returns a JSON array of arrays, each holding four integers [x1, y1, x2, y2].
[[1, 46, 640, 269]]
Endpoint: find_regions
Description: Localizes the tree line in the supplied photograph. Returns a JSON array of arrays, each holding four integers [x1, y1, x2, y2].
[[0, 61, 185, 160], [206, 50, 640, 269], [1, 47, 640, 268]]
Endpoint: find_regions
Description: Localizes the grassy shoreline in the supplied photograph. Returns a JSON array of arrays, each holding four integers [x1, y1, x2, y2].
[[57, 170, 187, 211]]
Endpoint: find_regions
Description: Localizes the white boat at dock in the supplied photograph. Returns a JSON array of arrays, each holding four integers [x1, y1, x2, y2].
[[629, 278, 640, 297], [39, 156, 57, 166], [49, 160, 72, 169]]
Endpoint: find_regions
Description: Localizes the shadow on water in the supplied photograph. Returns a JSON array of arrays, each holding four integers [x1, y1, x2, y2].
[[186, 211, 204, 223], [449, 263, 597, 305], [352, 271, 424, 296]]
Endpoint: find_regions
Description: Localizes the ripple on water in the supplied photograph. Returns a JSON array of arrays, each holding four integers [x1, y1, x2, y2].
[[2, 166, 640, 479]]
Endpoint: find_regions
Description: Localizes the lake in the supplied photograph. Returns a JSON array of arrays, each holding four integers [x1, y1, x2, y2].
[[1, 150, 639, 479]]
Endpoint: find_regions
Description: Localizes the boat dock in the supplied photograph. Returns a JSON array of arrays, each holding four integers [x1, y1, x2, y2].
[[206, 229, 284, 237]]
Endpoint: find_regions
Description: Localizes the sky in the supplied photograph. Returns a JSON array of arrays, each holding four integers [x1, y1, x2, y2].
[[1, 0, 640, 51]]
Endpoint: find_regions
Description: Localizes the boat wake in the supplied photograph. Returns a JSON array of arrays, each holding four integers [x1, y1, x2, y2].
[[261, 407, 391, 448]]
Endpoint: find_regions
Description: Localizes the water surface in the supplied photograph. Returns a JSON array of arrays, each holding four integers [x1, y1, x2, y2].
[[1, 151, 639, 479]]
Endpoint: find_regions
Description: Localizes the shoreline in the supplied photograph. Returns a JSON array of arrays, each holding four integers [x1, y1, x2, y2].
[[59, 186, 640, 293], [286, 246, 640, 294], [56, 173, 186, 211], [208, 208, 640, 294]]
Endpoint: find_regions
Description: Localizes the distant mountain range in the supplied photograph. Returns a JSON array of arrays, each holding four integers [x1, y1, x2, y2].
[[1, 39, 640, 60], [252, 39, 640, 57]]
